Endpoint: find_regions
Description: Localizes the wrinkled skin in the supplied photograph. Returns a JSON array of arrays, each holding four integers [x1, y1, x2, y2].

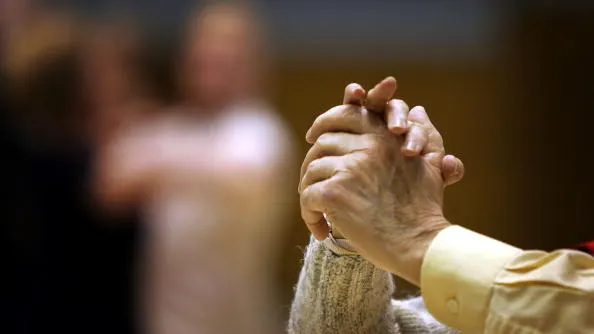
[[299, 77, 462, 284]]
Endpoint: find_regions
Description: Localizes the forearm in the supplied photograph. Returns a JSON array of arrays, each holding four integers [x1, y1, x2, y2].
[[288, 237, 457, 334], [421, 225, 594, 333], [288, 237, 396, 334]]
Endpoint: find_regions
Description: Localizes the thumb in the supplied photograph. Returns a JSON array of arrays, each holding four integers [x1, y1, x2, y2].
[[366, 76, 397, 113], [442, 154, 465, 186], [343, 83, 366, 105]]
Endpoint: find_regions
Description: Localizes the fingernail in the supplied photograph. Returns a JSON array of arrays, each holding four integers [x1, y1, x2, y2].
[[394, 117, 406, 131], [405, 142, 419, 153]]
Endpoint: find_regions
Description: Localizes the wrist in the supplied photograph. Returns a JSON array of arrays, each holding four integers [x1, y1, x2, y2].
[[396, 216, 451, 285]]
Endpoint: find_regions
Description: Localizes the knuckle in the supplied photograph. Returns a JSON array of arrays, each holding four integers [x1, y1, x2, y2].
[[409, 120, 429, 133], [411, 105, 426, 113], [346, 83, 360, 92], [434, 129, 444, 142], [320, 185, 341, 205], [352, 148, 377, 170], [389, 99, 409, 110], [428, 126, 444, 144], [306, 158, 321, 173], [316, 132, 334, 147], [340, 155, 359, 171], [299, 192, 310, 209], [420, 123, 432, 136], [409, 106, 427, 121], [335, 158, 352, 176], [340, 159, 364, 177], [300, 188, 316, 208]]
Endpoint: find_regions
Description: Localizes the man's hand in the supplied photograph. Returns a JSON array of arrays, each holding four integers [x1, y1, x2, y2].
[[299, 79, 460, 285], [337, 77, 464, 185], [299, 77, 463, 239]]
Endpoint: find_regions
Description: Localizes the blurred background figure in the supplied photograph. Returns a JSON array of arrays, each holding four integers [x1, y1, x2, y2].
[[1, 7, 150, 333], [94, 2, 294, 333], [0, 0, 35, 51], [83, 21, 159, 145]]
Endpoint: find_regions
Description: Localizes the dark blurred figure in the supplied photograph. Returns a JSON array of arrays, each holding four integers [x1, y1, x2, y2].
[[0, 0, 35, 52], [82, 20, 160, 146], [1, 10, 149, 333], [95, 3, 294, 334]]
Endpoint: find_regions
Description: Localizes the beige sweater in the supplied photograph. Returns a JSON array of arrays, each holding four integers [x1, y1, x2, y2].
[[288, 237, 459, 334]]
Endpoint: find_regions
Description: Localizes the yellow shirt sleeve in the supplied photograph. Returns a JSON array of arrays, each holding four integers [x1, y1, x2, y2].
[[420, 225, 594, 333]]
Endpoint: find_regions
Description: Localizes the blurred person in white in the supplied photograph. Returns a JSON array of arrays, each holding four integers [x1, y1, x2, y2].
[[93, 2, 295, 334]]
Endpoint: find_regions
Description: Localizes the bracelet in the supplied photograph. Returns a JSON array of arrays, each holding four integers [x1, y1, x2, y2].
[[325, 213, 358, 253]]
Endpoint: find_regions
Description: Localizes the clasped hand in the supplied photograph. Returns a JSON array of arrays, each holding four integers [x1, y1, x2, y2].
[[298, 77, 464, 284]]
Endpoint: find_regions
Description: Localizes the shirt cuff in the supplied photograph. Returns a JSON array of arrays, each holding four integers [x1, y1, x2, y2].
[[420, 225, 522, 333]]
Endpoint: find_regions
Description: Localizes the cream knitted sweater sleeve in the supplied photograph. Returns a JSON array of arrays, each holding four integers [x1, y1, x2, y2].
[[288, 237, 459, 334]]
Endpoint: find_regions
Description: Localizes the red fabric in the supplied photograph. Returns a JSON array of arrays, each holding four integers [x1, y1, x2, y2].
[[571, 241, 594, 256]]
